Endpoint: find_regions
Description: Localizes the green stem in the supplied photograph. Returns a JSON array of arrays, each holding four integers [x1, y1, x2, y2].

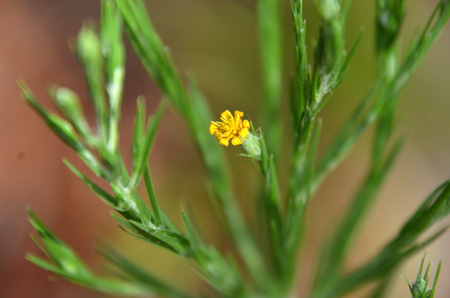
[[257, 0, 283, 161]]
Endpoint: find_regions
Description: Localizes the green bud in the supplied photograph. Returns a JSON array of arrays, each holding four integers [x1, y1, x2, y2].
[[50, 87, 92, 139], [77, 25, 102, 66], [316, 0, 340, 20], [242, 132, 262, 160], [411, 279, 428, 297]]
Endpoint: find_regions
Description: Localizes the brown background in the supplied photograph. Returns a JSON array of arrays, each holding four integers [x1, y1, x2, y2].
[[1, 0, 449, 297]]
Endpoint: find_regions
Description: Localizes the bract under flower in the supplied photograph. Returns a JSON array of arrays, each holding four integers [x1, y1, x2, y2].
[[209, 110, 250, 146]]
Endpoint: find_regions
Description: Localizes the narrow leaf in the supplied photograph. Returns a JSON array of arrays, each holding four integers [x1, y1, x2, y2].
[[128, 100, 165, 190]]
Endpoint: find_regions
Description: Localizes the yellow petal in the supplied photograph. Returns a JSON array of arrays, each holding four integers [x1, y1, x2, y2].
[[220, 110, 233, 121], [219, 138, 230, 146], [231, 136, 243, 145], [209, 123, 219, 134], [242, 119, 250, 129], [239, 128, 249, 138]]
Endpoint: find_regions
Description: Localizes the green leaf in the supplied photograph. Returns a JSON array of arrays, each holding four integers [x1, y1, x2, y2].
[[181, 210, 201, 255], [304, 119, 322, 194], [311, 0, 347, 110], [96, 242, 191, 298], [284, 117, 315, 252], [131, 220, 190, 256], [76, 23, 109, 143], [49, 86, 94, 145], [128, 100, 165, 190], [258, 131, 283, 273], [111, 214, 190, 256], [384, 1, 450, 102], [376, 0, 406, 54], [334, 29, 364, 92], [290, 0, 308, 125], [101, 0, 125, 153], [19, 80, 109, 179], [257, 0, 283, 160], [181, 210, 248, 297], [63, 159, 118, 209], [27, 209, 153, 296], [131, 96, 146, 178], [144, 165, 163, 227], [28, 209, 90, 276], [20, 81, 84, 151], [115, 0, 188, 114]]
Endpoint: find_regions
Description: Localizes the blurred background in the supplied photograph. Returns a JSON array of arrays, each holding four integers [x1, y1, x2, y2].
[[1, 0, 449, 297]]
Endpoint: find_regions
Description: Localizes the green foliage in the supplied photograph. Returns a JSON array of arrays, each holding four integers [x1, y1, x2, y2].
[[312, 181, 450, 298], [404, 253, 442, 298], [23, 0, 450, 297], [27, 208, 187, 297]]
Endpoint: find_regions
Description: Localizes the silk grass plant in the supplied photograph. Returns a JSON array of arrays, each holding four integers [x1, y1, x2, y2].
[[22, 0, 450, 297]]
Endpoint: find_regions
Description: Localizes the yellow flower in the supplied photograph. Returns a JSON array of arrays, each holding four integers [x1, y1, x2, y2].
[[209, 110, 250, 146]]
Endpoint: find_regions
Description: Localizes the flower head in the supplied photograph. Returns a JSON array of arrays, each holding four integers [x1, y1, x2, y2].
[[209, 110, 250, 146]]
